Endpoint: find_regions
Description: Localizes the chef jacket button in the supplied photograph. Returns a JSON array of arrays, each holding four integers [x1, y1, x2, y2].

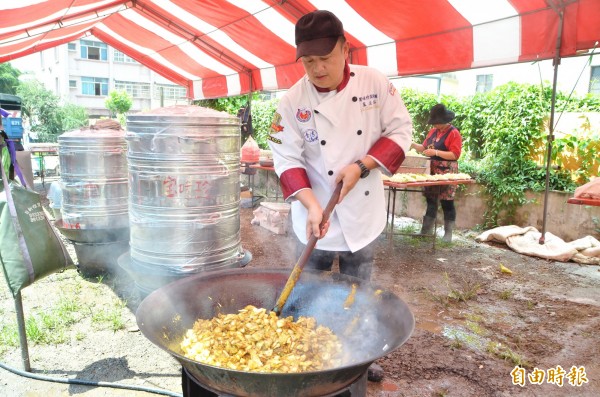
[[350, 72, 355, 77], [365, 190, 370, 196], [328, 170, 334, 176], [320, 140, 326, 145], [357, 130, 362, 135], [314, 109, 320, 114], [352, 96, 358, 102]]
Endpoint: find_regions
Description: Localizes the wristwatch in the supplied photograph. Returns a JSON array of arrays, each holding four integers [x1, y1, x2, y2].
[[354, 160, 370, 179]]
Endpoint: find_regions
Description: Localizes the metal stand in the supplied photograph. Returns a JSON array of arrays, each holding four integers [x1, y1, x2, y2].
[[248, 164, 280, 204], [385, 179, 474, 248], [14, 291, 31, 371], [182, 367, 366, 397], [385, 185, 436, 250]]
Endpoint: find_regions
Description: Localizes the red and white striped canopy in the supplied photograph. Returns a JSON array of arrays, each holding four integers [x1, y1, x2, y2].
[[1, 0, 599, 99]]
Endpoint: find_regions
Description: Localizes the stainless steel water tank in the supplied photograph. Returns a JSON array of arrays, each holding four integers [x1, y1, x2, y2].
[[124, 105, 246, 293], [58, 128, 129, 230]]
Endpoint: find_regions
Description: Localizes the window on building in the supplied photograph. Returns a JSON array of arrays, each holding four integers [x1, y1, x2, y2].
[[68, 42, 77, 51], [69, 80, 77, 89], [81, 77, 109, 96], [113, 50, 137, 64], [261, 92, 275, 101], [154, 84, 187, 100], [115, 80, 150, 98], [476, 74, 493, 93], [80, 40, 107, 61], [590, 66, 600, 94], [443, 72, 457, 80]]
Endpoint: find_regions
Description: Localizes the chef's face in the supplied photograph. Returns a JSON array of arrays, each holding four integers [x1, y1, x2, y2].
[[301, 39, 349, 91]]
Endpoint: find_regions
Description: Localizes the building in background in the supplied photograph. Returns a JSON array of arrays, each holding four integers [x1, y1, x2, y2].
[[392, 54, 600, 98], [10, 36, 190, 119]]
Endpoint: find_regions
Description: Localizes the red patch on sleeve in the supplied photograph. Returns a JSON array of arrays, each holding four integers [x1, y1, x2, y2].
[[280, 168, 311, 200], [368, 137, 406, 173]]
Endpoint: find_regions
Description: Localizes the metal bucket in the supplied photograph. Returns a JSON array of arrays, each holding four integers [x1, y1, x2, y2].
[[58, 129, 128, 230], [128, 203, 240, 257], [124, 105, 245, 293]]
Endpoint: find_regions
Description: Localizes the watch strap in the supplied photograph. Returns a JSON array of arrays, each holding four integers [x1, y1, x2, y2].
[[354, 160, 370, 178]]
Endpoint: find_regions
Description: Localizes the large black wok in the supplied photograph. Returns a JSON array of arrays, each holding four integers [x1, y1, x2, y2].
[[136, 268, 414, 397]]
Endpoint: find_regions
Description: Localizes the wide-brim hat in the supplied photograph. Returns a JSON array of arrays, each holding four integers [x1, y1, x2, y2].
[[427, 103, 455, 124], [295, 10, 345, 60]]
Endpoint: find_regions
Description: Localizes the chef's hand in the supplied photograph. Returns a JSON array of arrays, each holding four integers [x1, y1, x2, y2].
[[336, 157, 377, 203], [336, 165, 360, 203], [295, 189, 330, 240], [306, 204, 330, 240]]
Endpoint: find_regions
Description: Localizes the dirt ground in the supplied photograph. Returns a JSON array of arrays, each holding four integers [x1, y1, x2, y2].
[[0, 178, 599, 397]]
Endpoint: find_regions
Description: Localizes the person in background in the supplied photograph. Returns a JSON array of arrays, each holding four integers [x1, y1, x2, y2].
[[411, 104, 463, 242], [47, 180, 63, 221], [267, 10, 413, 382]]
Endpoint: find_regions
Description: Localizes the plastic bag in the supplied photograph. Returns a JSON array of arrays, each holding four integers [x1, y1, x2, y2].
[[0, 140, 73, 297], [241, 136, 260, 163]]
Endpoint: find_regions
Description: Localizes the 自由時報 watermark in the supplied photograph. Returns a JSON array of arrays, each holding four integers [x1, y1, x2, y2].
[[511, 365, 588, 387]]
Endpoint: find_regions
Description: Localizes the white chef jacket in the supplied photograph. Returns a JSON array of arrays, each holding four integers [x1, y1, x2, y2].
[[268, 64, 412, 252]]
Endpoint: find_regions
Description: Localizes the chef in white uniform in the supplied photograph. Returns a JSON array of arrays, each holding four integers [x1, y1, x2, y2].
[[268, 9, 412, 283]]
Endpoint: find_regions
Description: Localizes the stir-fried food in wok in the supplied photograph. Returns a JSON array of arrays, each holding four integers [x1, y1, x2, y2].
[[180, 305, 343, 372]]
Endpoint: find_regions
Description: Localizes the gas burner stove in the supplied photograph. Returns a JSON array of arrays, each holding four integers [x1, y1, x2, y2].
[[182, 367, 367, 397]]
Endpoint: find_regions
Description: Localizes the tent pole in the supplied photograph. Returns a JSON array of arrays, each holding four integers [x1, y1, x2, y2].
[[539, 4, 564, 244], [14, 291, 31, 371], [248, 71, 253, 111]]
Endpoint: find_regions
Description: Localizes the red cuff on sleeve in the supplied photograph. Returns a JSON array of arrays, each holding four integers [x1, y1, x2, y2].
[[280, 168, 311, 200], [368, 137, 406, 173]]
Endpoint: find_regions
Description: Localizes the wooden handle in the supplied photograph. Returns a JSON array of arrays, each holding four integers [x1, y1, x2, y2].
[[273, 182, 343, 315]]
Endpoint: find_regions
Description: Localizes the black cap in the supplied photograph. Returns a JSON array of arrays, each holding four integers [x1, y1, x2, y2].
[[295, 10, 344, 61]]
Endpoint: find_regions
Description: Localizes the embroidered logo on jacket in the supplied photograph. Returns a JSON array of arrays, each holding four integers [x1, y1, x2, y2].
[[268, 112, 283, 144], [267, 136, 282, 144], [270, 112, 284, 133], [359, 93, 379, 111], [296, 108, 312, 123], [389, 83, 397, 96], [303, 129, 318, 143]]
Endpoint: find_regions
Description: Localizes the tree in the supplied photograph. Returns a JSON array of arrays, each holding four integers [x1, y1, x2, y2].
[[16, 80, 88, 142], [251, 98, 279, 149], [195, 94, 258, 115], [194, 93, 264, 144], [0, 63, 21, 94], [60, 103, 89, 131], [17, 80, 62, 142], [105, 90, 132, 119]]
